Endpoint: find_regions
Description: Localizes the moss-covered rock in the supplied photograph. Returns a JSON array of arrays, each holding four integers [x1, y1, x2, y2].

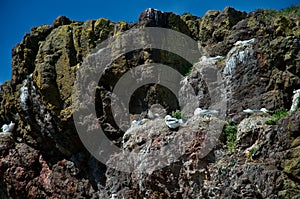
[[181, 13, 201, 39], [199, 10, 219, 43]]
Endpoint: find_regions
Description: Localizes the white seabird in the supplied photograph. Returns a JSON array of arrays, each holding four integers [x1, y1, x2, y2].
[[234, 38, 255, 46], [194, 108, 219, 116], [293, 89, 300, 94], [243, 108, 268, 113], [1, 121, 15, 133], [290, 89, 300, 113], [164, 115, 183, 129], [131, 119, 148, 127], [110, 193, 118, 199]]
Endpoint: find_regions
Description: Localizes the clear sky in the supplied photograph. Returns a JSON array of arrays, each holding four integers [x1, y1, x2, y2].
[[0, 0, 299, 85]]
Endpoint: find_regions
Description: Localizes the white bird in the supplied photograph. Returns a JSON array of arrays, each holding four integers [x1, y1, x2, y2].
[[243, 108, 268, 113], [194, 108, 219, 116], [293, 89, 300, 94], [1, 121, 15, 133], [164, 115, 183, 129], [110, 194, 118, 199], [131, 119, 148, 127], [234, 38, 255, 46], [290, 89, 300, 113]]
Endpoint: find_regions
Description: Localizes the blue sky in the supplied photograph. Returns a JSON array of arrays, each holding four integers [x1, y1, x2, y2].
[[0, 0, 299, 85]]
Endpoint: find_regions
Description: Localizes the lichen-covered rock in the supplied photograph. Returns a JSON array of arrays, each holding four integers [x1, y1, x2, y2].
[[280, 112, 300, 182]]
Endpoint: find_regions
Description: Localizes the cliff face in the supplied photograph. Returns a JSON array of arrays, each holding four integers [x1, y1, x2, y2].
[[0, 6, 300, 198]]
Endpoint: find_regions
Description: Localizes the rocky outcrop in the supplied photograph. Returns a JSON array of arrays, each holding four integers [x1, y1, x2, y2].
[[106, 114, 225, 198], [203, 111, 300, 198], [0, 6, 300, 198]]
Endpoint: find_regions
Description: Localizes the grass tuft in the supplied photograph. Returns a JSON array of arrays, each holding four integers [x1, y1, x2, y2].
[[265, 109, 289, 125], [171, 110, 182, 119], [224, 123, 238, 153]]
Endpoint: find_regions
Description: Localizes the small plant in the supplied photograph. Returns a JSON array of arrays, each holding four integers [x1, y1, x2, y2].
[[273, 109, 289, 119], [224, 123, 238, 153], [171, 110, 182, 119], [265, 109, 289, 125], [249, 147, 257, 155], [245, 147, 257, 162], [265, 120, 277, 125]]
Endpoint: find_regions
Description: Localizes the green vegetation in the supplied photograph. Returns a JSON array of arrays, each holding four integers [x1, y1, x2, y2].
[[171, 110, 182, 119], [280, 5, 300, 16], [224, 123, 238, 153], [265, 120, 277, 125], [182, 66, 193, 76], [265, 109, 289, 125], [273, 109, 290, 119], [249, 147, 257, 155], [246, 147, 257, 162]]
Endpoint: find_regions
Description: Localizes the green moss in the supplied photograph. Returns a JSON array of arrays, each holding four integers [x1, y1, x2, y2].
[[283, 146, 300, 172], [246, 9, 277, 34], [94, 18, 113, 41], [168, 13, 190, 35], [198, 10, 219, 42], [224, 123, 238, 153], [275, 16, 293, 36]]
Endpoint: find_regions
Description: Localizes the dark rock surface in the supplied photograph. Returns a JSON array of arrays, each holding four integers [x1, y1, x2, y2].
[[0, 6, 300, 198]]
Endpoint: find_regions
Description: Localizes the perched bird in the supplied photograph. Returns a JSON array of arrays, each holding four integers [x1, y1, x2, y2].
[[131, 119, 148, 127], [194, 108, 219, 116], [294, 89, 300, 94], [290, 89, 300, 113], [164, 115, 183, 129], [234, 38, 255, 46], [1, 121, 15, 133], [243, 108, 268, 113]]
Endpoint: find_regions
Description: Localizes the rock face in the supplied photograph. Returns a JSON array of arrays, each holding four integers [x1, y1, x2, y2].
[[106, 114, 225, 198], [0, 6, 300, 198]]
